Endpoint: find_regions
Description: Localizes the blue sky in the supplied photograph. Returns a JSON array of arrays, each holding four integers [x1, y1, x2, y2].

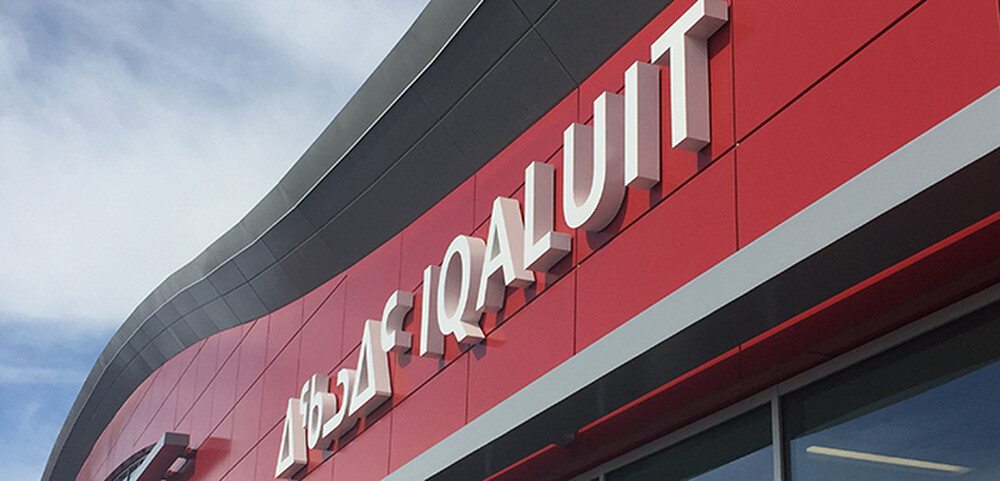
[[0, 1, 428, 479]]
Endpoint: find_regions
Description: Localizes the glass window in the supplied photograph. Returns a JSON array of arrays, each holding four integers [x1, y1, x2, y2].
[[606, 405, 772, 481], [783, 306, 1000, 480]]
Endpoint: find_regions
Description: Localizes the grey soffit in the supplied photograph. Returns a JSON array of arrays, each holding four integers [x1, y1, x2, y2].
[[42, 1, 675, 481]]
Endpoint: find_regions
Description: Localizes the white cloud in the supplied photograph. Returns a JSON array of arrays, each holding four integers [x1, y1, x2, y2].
[[0, 0, 429, 329], [0, 364, 86, 384]]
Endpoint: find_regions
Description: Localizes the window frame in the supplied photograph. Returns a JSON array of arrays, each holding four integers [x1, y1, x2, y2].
[[571, 283, 1000, 481]]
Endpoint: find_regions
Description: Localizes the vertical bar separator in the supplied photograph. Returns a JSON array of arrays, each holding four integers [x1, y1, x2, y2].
[[771, 387, 787, 481]]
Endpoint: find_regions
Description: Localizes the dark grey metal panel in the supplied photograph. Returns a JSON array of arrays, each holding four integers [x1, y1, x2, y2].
[[186, 242, 224, 279], [261, 208, 317, 260], [166, 318, 200, 348], [249, 262, 301, 313], [298, 90, 438, 229], [319, 190, 403, 270], [279, 233, 344, 295], [118, 342, 139, 366], [222, 283, 268, 323], [439, 30, 576, 167], [296, 155, 367, 229], [206, 260, 246, 296], [512, 0, 557, 23], [127, 325, 151, 352], [202, 297, 241, 331], [185, 278, 219, 306], [414, 0, 531, 118], [170, 290, 199, 318], [181, 308, 215, 340], [155, 300, 182, 326], [150, 329, 185, 361], [232, 240, 276, 281], [373, 125, 474, 228], [130, 297, 157, 328], [535, 0, 673, 83], [138, 343, 167, 371], [239, 185, 294, 239]]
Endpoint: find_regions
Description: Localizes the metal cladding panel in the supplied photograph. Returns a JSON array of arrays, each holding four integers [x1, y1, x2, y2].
[[374, 125, 474, 229], [414, 0, 532, 118], [260, 208, 316, 261], [440, 30, 576, 167], [154, 300, 181, 326], [150, 328, 185, 361], [231, 237, 277, 281], [44, 0, 695, 479], [183, 308, 216, 340], [205, 260, 246, 296], [169, 290, 199, 319], [279, 233, 343, 295], [249, 262, 301, 313], [300, 92, 439, 229], [535, 0, 674, 83], [513, 0, 558, 23], [137, 312, 165, 341], [201, 297, 240, 331], [185, 279, 219, 307], [319, 189, 403, 268], [221, 283, 268, 323]]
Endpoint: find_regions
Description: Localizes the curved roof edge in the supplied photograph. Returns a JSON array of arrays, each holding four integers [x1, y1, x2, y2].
[[44, 1, 673, 480]]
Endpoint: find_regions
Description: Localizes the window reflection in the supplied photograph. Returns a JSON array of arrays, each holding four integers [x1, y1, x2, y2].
[[607, 405, 772, 481], [784, 308, 1000, 480]]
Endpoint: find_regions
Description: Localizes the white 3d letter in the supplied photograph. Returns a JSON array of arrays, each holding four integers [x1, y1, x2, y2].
[[380, 290, 414, 354], [563, 92, 625, 232], [348, 320, 392, 418], [420, 265, 445, 357], [320, 368, 357, 442], [306, 374, 337, 450], [625, 61, 661, 188], [524, 162, 571, 272], [477, 197, 534, 312], [437, 236, 486, 344], [650, 0, 728, 151], [276, 399, 307, 478], [299, 381, 312, 430]]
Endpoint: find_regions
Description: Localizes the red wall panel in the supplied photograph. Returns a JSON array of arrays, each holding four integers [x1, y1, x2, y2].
[[332, 412, 391, 481], [731, 0, 920, 139], [299, 281, 347, 379], [259, 335, 301, 434], [342, 236, 402, 354], [254, 424, 283, 481], [211, 352, 240, 428], [401, 178, 476, 291], [223, 446, 258, 481], [235, 319, 268, 398], [389, 355, 469, 472], [576, 152, 737, 351], [304, 273, 346, 322], [467, 273, 575, 421], [229, 379, 264, 471], [172, 340, 206, 432], [266, 300, 304, 364], [191, 412, 233, 481], [736, 0, 1000, 246]]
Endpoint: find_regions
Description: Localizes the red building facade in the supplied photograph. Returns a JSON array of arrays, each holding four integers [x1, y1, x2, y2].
[[49, 0, 1000, 480]]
